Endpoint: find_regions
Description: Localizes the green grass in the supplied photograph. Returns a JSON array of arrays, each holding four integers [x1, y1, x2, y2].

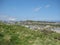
[[0, 24, 60, 45]]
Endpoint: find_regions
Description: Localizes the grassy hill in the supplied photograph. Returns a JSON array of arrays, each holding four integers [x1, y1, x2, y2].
[[0, 23, 60, 45]]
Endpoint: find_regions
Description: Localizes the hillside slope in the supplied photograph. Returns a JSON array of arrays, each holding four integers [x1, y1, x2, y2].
[[0, 24, 60, 45]]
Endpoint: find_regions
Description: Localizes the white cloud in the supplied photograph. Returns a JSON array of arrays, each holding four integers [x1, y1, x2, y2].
[[34, 7, 42, 12], [8, 17, 16, 21], [33, 5, 50, 12], [0, 15, 17, 21], [45, 5, 50, 8]]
